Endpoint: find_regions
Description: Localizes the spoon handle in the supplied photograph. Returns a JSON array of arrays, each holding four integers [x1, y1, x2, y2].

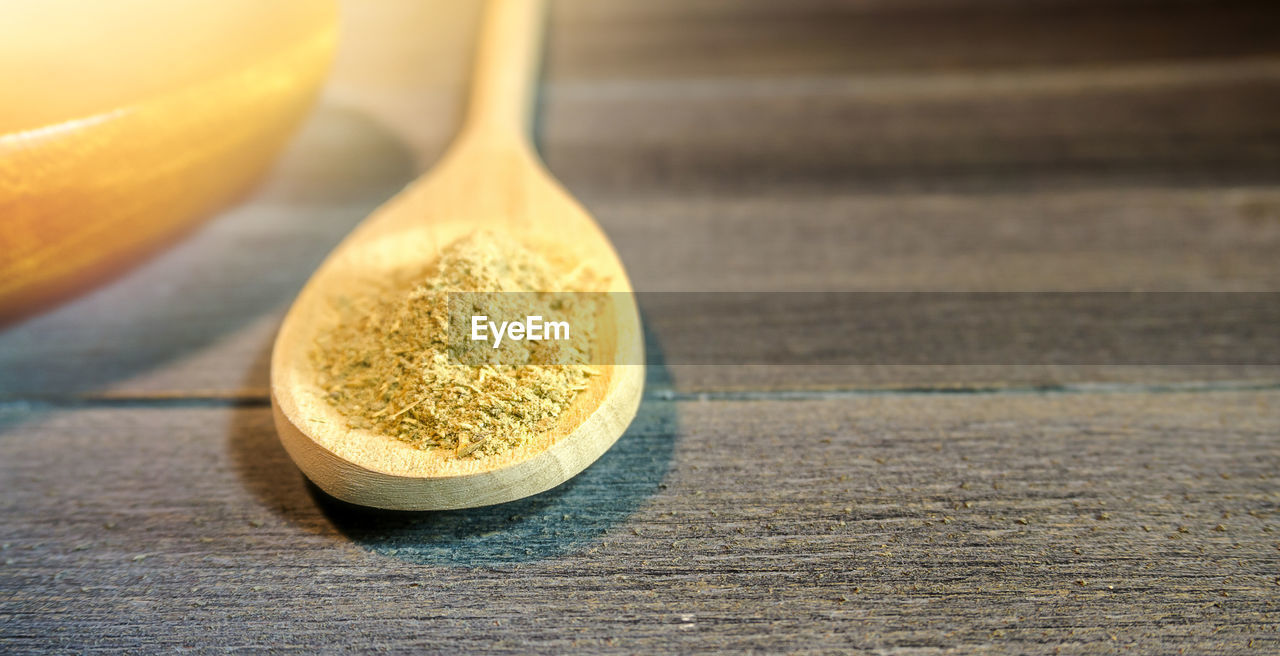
[[463, 0, 547, 143]]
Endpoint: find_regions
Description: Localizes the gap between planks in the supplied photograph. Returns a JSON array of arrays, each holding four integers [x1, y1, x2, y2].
[[3, 379, 1280, 411], [545, 56, 1280, 103]]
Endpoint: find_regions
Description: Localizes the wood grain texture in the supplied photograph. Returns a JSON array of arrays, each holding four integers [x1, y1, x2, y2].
[[542, 63, 1280, 194], [1, 392, 1277, 652], [543, 0, 1280, 195], [548, 0, 1280, 79], [3, 186, 1278, 397]]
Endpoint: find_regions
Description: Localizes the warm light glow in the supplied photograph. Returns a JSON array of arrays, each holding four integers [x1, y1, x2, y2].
[[0, 1, 336, 133]]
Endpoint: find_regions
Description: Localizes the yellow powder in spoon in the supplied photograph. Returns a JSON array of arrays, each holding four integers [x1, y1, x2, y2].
[[311, 231, 601, 459]]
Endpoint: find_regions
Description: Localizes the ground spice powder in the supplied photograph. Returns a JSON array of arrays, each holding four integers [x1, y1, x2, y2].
[[312, 231, 600, 459]]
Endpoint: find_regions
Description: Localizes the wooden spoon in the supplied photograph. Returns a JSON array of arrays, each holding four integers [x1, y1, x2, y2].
[[270, 0, 644, 510]]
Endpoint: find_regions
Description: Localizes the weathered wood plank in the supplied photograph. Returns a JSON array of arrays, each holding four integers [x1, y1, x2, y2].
[[597, 190, 1280, 293], [1, 391, 1277, 652], [550, 0, 1280, 79], [541, 66, 1280, 194], [3, 186, 1278, 397]]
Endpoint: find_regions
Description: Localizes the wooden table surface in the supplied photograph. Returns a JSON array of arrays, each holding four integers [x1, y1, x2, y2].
[[3, 0, 1279, 652]]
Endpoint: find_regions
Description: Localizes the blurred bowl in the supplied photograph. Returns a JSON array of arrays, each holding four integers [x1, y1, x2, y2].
[[0, 0, 339, 321]]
